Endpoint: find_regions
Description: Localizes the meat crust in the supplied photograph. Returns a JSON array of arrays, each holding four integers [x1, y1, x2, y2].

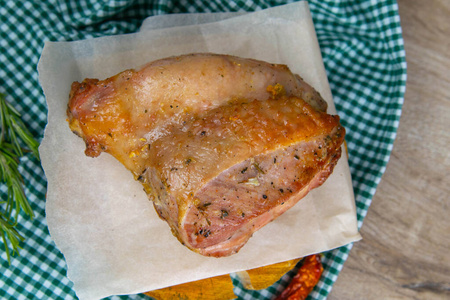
[[67, 53, 344, 257]]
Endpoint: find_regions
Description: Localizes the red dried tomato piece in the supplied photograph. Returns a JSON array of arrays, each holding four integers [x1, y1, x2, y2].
[[275, 254, 323, 300]]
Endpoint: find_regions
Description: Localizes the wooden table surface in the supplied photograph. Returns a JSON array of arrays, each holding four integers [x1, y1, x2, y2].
[[329, 0, 450, 299]]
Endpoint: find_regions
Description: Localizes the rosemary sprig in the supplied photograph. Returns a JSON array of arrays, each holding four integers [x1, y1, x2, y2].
[[0, 93, 40, 264]]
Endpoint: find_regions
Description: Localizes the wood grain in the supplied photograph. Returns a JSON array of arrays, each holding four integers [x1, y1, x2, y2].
[[328, 0, 450, 299]]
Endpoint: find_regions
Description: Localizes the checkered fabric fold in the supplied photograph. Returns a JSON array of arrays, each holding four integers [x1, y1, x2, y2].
[[0, 1, 406, 299]]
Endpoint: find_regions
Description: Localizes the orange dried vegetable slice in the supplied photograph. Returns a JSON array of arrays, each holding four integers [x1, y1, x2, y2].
[[145, 255, 322, 300], [236, 258, 301, 290], [144, 273, 235, 300]]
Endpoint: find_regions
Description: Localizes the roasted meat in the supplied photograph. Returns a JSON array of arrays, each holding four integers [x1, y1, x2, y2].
[[67, 53, 344, 257]]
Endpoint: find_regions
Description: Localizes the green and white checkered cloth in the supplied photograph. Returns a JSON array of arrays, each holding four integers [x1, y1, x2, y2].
[[0, 0, 406, 299]]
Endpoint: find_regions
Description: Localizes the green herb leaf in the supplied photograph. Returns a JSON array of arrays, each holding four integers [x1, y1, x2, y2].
[[0, 93, 40, 265]]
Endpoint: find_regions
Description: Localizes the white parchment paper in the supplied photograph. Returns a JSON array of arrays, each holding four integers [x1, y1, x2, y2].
[[38, 2, 361, 299]]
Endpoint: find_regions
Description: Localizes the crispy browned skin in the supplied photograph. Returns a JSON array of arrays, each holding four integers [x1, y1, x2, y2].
[[67, 53, 344, 257]]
